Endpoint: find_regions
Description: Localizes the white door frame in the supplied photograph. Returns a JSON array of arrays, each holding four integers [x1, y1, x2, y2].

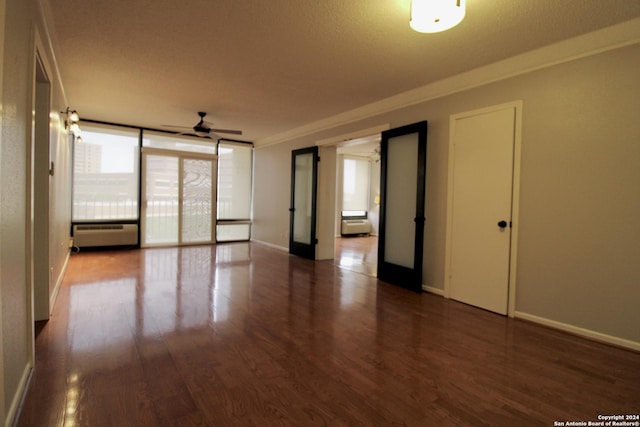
[[444, 101, 523, 317]]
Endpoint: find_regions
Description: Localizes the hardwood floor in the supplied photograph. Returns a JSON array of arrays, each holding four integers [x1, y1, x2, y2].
[[334, 235, 377, 277], [17, 242, 640, 426]]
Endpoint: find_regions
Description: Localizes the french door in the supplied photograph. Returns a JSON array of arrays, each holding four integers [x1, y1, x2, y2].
[[377, 121, 428, 292], [141, 148, 218, 247], [289, 146, 319, 259]]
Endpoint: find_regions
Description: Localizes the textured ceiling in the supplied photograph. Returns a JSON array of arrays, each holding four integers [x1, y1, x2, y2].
[[46, 0, 640, 145]]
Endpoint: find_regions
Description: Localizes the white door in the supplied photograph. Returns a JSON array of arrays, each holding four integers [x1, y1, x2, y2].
[[447, 103, 520, 315]]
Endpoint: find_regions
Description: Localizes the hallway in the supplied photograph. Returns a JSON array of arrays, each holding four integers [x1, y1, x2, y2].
[[16, 242, 640, 426]]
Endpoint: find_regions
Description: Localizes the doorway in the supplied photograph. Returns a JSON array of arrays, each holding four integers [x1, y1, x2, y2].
[[335, 136, 381, 277], [445, 102, 522, 315], [33, 54, 51, 322]]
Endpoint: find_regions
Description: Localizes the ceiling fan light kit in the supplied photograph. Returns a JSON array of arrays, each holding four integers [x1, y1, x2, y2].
[[410, 0, 466, 33]]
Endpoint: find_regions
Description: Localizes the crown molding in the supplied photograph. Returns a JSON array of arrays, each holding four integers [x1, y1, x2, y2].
[[255, 17, 640, 148]]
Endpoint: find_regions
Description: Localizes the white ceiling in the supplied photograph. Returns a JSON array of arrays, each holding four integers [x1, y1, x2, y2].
[[46, 0, 640, 145]]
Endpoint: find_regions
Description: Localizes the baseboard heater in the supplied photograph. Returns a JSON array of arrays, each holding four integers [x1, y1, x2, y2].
[[341, 219, 371, 236], [73, 224, 138, 248]]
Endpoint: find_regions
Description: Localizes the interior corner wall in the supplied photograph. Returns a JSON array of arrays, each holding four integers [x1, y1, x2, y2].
[[48, 84, 72, 318], [253, 139, 312, 250], [0, 0, 6, 422], [316, 146, 337, 260], [252, 42, 640, 345], [1, 0, 71, 423]]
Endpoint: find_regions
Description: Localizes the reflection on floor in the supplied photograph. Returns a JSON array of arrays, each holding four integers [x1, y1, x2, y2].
[[16, 242, 640, 426], [334, 235, 377, 277]]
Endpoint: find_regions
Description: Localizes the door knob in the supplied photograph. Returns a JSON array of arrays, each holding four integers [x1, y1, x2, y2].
[[497, 220, 508, 229]]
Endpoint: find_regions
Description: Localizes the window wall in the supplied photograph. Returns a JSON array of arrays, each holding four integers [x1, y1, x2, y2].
[[71, 124, 253, 243]]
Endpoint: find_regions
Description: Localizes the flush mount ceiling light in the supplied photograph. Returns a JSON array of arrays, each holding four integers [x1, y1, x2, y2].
[[410, 0, 466, 33]]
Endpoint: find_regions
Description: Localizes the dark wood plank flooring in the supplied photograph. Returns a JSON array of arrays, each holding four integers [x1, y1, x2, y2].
[[16, 242, 640, 426], [334, 235, 378, 276]]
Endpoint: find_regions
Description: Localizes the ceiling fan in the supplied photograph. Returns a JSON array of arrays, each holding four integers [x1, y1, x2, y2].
[[163, 112, 242, 139]]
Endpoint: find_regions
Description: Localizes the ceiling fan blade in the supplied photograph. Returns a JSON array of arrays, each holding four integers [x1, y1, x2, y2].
[[177, 132, 215, 140], [161, 124, 192, 130], [210, 128, 243, 135]]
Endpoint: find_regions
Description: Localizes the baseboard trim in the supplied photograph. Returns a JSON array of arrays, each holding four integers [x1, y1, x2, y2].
[[422, 284, 444, 296], [6, 364, 32, 427], [49, 250, 70, 315], [250, 239, 289, 252], [515, 311, 640, 352]]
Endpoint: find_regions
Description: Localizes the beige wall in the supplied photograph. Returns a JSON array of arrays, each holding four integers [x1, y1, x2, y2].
[[253, 43, 640, 345], [0, 0, 6, 422], [1, 0, 71, 423]]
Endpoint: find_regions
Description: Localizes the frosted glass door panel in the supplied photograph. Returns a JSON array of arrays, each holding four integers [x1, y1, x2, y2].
[[144, 155, 179, 245], [384, 133, 418, 268], [377, 121, 427, 292], [289, 146, 318, 260], [182, 159, 214, 243], [293, 153, 313, 244]]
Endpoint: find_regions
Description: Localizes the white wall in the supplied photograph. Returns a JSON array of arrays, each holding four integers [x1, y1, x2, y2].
[[1, 0, 71, 423], [253, 40, 640, 346]]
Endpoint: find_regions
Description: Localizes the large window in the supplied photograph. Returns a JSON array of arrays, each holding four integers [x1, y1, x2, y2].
[[217, 140, 253, 241], [342, 156, 370, 217], [72, 124, 140, 221]]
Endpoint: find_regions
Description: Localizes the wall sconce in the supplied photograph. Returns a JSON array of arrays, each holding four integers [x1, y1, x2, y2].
[[410, 0, 466, 33], [62, 107, 82, 140], [70, 122, 82, 141]]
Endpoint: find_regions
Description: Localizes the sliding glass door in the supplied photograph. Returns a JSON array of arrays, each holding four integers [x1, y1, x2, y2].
[[141, 148, 217, 247]]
